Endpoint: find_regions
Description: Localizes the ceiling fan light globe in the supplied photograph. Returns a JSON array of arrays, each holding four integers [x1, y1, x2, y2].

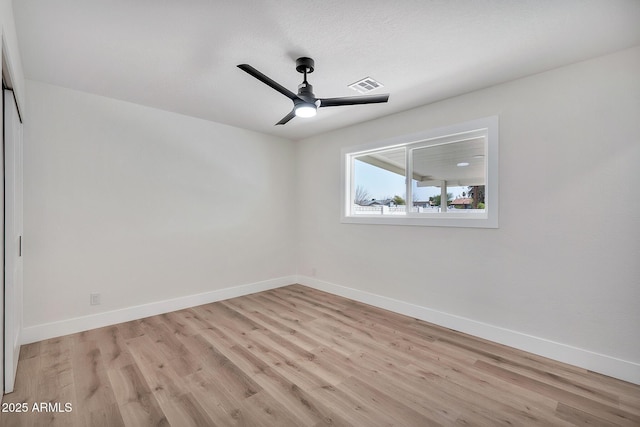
[[294, 104, 317, 118]]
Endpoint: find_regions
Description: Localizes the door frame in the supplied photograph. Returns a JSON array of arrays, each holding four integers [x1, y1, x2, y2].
[[3, 85, 23, 395], [2, 35, 24, 396]]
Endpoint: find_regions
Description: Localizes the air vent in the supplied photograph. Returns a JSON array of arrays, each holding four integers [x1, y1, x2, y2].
[[348, 77, 384, 94]]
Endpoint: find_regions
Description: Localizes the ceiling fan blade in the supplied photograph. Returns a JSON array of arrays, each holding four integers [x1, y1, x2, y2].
[[319, 94, 389, 107], [275, 110, 296, 126], [237, 64, 299, 101]]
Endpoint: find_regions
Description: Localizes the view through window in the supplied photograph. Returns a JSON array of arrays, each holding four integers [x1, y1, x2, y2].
[[343, 117, 498, 227]]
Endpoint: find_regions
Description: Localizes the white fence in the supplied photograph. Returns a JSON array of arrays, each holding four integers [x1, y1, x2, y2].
[[352, 205, 485, 215]]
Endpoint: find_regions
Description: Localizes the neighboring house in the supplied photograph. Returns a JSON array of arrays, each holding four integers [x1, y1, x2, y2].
[[359, 198, 395, 207], [450, 197, 473, 209], [413, 200, 431, 208]]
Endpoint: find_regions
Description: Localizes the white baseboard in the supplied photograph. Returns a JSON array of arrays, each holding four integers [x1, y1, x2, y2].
[[21, 276, 297, 345], [297, 275, 640, 386]]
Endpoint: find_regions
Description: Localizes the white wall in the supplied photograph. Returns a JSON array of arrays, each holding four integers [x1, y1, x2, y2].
[[23, 81, 297, 335], [296, 46, 640, 382]]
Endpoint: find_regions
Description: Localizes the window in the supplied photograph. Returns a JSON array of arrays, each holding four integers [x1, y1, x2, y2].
[[342, 116, 498, 228]]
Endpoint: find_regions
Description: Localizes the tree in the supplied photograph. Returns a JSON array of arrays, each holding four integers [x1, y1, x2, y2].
[[468, 185, 485, 209], [429, 192, 453, 207], [392, 195, 405, 205], [354, 185, 372, 205]]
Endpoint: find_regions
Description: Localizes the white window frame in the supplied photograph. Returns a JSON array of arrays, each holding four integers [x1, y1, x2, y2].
[[341, 116, 498, 228]]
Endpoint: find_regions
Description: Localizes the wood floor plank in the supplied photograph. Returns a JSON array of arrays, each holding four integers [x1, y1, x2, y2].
[[106, 363, 169, 426], [124, 334, 192, 421], [297, 319, 363, 357], [138, 319, 204, 377], [555, 402, 622, 427], [70, 334, 120, 415], [246, 292, 318, 323], [171, 307, 214, 332], [83, 402, 126, 427], [163, 392, 216, 427], [308, 381, 404, 426], [186, 367, 253, 426], [189, 334, 263, 401], [225, 342, 352, 426], [434, 329, 626, 408], [239, 390, 309, 427], [117, 319, 146, 340], [223, 296, 323, 352], [2, 284, 639, 426], [475, 359, 640, 426]]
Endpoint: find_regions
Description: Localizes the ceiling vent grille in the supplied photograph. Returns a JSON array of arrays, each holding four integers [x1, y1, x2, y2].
[[348, 77, 384, 94]]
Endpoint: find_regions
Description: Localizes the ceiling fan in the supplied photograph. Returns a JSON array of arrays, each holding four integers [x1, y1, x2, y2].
[[237, 57, 390, 125]]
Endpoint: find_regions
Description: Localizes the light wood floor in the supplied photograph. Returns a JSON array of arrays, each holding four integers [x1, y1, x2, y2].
[[1, 284, 639, 426]]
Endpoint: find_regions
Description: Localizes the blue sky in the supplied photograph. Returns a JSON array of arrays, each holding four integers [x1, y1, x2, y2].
[[354, 159, 467, 202]]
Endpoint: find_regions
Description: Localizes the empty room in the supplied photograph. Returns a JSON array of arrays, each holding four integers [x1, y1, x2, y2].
[[1, 1, 639, 425]]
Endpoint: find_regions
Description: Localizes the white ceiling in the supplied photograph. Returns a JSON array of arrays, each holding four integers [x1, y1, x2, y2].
[[12, 0, 640, 141]]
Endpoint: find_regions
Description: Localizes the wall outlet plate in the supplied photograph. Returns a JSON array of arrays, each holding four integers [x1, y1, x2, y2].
[[90, 293, 101, 305]]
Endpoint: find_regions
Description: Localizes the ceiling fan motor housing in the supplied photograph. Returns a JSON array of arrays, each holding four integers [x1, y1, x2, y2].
[[297, 82, 315, 102]]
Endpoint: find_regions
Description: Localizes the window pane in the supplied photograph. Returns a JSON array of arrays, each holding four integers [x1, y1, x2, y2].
[[352, 147, 406, 215], [411, 137, 485, 213], [342, 116, 497, 227]]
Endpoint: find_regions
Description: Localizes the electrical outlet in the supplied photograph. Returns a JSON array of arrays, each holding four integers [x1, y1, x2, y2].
[[311, 268, 317, 277], [90, 293, 101, 306]]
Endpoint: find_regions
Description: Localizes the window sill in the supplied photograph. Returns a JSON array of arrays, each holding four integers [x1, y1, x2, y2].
[[341, 212, 497, 228]]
